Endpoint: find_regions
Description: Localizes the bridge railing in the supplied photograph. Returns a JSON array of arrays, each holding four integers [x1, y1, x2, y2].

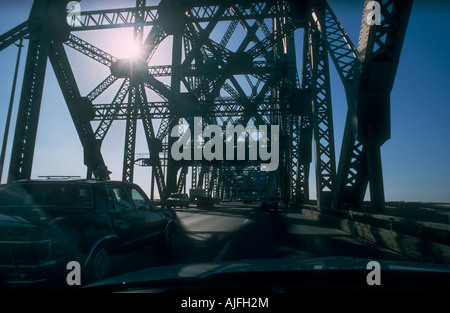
[[294, 201, 450, 264]]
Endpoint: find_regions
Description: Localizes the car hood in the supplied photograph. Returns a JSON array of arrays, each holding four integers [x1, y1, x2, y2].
[[84, 256, 450, 291], [0, 207, 90, 238]]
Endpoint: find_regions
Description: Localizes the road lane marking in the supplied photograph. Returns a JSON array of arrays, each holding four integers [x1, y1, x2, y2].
[[214, 240, 232, 262]]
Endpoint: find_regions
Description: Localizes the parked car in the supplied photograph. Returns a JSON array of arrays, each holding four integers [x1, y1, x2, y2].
[[166, 193, 190, 208], [260, 196, 278, 211], [0, 179, 178, 288]]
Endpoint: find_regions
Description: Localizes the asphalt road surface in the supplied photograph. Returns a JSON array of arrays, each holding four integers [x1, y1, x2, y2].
[[110, 201, 410, 277]]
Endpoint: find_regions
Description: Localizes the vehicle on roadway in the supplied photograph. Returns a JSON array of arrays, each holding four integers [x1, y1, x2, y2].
[[189, 188, 206, 204], [259, 196, 278, 211], [243, 198, 253, 204], [165, 192, 190, 208], [196, 196, 215, 209], [0, 179, 178, 289]]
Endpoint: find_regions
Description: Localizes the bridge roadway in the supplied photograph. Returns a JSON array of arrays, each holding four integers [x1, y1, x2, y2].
[[111, 201, 411, 277]]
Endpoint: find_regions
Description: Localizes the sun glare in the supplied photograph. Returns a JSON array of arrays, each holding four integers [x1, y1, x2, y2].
[[123, 42, 143, 59], [115, 36, 143, 60]]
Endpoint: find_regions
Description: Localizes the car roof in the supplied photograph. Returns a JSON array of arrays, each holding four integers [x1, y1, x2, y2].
[[5, 179, 136, 186]]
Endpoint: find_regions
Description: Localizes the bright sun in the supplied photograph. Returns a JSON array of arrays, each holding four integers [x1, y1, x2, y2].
[[122, 42, 143, 59], [115, 35, 144, 60]]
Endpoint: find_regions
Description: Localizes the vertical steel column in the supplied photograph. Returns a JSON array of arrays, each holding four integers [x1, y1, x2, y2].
[[285, 23, 301, 203], [150, 170, 155, 200], [191, 165, 197, 190], [272, 3, 288, 204], [122, 85, 139, 182], [8, 21, 51, 182], [308, 10, 336, 209], [356, 0, 413, 210], [333, 116, 368, 210], [297, 29, 313, 203], [122, 0, 145, 182], [331, 0, 413, 211], [166, 32, 183, 196], [0, 39, 23, 182]]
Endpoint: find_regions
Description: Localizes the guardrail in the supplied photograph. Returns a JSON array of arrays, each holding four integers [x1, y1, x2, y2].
[[293, 202, 450, 264]]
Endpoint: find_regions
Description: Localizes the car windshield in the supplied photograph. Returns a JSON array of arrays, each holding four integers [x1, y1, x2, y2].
[[0, 0, 449, 301], [0, 183, 93, 208]]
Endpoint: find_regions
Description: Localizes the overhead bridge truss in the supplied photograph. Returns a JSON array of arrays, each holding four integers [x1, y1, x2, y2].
[[0, 0, 412, 209]]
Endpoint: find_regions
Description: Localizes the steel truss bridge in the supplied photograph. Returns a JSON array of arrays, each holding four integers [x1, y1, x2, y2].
[[0, 0, 413, 210]]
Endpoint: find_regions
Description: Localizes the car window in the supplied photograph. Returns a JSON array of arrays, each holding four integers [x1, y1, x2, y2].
[[0, 183, 92, 208], [111, 187, 133, 212], [128, 187, 149, 209]]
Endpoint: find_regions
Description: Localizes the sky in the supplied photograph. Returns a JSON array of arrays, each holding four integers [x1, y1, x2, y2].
[[0, 0, 449, 203]]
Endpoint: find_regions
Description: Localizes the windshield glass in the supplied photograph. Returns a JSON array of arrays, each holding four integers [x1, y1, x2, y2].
[[0, 0, 448, 301], [0, 183, 93, 208]]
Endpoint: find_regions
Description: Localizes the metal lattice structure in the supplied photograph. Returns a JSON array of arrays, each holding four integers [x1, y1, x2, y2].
[[0, 0, 412, 209]]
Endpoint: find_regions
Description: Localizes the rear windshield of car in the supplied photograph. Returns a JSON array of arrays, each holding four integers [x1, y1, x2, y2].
[[0, 183, 93, 208], [169, 194, 185, 198], [262, 196, 277, 201]]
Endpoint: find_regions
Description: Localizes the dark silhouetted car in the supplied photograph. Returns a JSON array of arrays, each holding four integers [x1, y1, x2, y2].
[[0, 179, 178, 288], [260, 196, 278, 211], [196, 196, 214, 209], [243, 198, 253, 204], [166, 193, 190, 208]]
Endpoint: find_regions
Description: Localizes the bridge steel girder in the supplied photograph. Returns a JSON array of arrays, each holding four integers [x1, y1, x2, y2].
[[307, 11, 337, 209], [7, 34, 51, 183], [310, 0, 413, 210], [0, 21, 29, 52], [122, 83, 139, 182], [48, 42, 110, 180], [355, 0, 413, 210], [122, 0, 146, 183], [69, 2, 293, 32], [297, 28, 314, 204], [7, 0, 112, 182], [138, 85, 167, 198], [305, 0, 413, 211]]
